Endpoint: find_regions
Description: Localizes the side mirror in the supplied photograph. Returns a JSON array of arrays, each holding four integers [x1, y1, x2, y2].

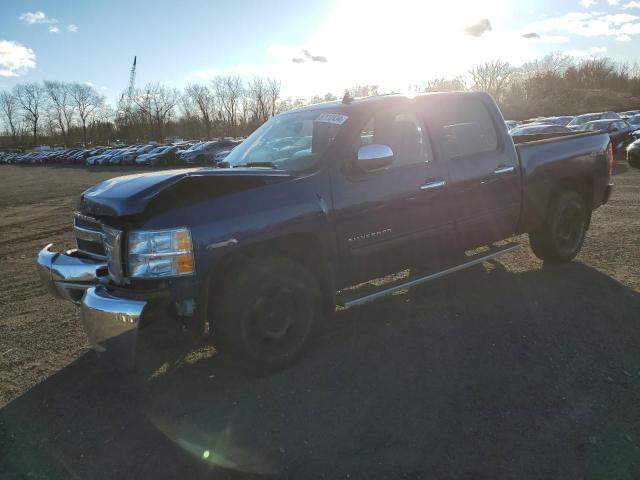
[[611, 127, 619, 133], [356, 144, 394, 171]]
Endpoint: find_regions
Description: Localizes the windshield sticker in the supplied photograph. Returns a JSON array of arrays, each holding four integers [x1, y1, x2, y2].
[[315, 113, 348, 125]]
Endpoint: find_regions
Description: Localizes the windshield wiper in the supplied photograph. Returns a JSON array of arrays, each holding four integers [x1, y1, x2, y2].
[[233, 162, 279, 169]]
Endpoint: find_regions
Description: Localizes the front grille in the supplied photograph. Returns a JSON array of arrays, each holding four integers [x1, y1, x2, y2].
[[73, 212, 125, 283], [74, 212, 106, 259], [76, 238, 106, 257]]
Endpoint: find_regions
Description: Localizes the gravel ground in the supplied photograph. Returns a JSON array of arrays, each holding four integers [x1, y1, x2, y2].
[[0, 160, 639, 479]]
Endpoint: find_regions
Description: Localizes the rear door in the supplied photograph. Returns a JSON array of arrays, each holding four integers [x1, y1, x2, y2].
[[432, 95, 521, 249], [331, 101, 453, 285]]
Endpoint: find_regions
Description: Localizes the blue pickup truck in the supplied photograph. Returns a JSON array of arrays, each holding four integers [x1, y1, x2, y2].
[[37, 92, 614, 372]]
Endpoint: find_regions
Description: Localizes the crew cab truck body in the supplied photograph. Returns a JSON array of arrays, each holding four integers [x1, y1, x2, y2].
[[37, 92, 614, 371]]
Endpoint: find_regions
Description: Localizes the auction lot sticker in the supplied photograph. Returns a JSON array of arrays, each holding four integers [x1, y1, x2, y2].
[[315, 113, 349, 125]]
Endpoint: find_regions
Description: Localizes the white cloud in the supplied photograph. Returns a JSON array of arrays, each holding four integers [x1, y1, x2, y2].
[[525, 11, 640, 38], [623, 1, 640, 7], [579, 0, 597, 7], [19, 11, 54, 24], [608, 0, 620, 5], [564, 46, 608, 58], [48, 26, 60, 34], [67, 24, 78, 32], [0, 40, 36, 77], [615, 33, 633, 39]]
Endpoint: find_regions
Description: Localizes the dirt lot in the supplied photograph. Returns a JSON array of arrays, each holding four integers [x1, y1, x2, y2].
[[0, 160, 639, 479]]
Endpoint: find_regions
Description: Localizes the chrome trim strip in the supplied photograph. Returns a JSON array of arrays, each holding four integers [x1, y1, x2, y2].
[[131, 250, 193, 258], [493, 165, 515, 174], [74, 225, 104, 243], [340, 243, 521, 309], [420, 180, 447, 190], [206, 238, 239, 249]]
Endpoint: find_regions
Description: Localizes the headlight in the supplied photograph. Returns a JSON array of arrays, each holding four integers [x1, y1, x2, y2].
[[127, 227, 195, 278]]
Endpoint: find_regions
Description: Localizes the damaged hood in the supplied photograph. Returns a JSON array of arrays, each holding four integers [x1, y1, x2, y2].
[[78, 168, 295, 217]]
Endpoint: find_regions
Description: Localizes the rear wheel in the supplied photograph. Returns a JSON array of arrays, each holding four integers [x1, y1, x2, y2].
[[215, 256, 321, 373], [529, 191, 590, 263]]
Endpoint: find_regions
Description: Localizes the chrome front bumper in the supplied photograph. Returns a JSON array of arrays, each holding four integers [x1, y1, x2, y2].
[[37, 244, 146, 363]]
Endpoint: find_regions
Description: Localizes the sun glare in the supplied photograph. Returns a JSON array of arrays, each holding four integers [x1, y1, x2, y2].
[[279, 0, 516, 97]]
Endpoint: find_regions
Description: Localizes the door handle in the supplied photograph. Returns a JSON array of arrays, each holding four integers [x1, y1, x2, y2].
[[420, 180, 446, 190], [493, 165, 515, 174]]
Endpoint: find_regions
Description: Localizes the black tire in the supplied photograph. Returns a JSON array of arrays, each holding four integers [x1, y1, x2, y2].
[[529, 191, 590, 263], [215, 256, 321, 373]]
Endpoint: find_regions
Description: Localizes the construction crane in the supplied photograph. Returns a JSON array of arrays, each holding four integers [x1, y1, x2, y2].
[[127, 56, 137, 101], [118, 56, 137, 108]]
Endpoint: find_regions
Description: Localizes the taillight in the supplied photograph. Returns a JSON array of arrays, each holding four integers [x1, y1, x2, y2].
[[607, 142, 614, 177]]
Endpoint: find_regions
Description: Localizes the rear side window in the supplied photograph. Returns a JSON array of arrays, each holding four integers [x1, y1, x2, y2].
[[440, 99, 498, 158]]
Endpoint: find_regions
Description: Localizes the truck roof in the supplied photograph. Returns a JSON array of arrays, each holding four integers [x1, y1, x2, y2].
[[286, 91, 489, 114]]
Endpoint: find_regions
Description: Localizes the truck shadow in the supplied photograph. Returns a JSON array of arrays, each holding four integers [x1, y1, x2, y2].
[[2, 260, 640, 479]]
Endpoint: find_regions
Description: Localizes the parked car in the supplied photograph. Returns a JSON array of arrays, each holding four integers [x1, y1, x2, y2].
[[109, 147, 137, 165], [626, 114, 640, 128], [37, 91, 614, 372], [177, 140, 239, 164], [122, 144, 155, 165], [544, 116, 574, 126], [87, 148, 118, 166], [213, 149, 234, 162], [582, 119, 634, 149], [509, 124, 573, 136], [134, 145, 178, 165], [627, 138, 640, 167], [619, 110, 640, 120], [567, 112, 620, 131]]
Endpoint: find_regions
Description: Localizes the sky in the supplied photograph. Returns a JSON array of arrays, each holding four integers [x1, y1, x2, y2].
[[1, 0, 640, 103]]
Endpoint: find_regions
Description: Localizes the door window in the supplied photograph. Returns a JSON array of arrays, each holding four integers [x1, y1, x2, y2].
[[439, 99, 498, 158], [358, 110, 433, 168]]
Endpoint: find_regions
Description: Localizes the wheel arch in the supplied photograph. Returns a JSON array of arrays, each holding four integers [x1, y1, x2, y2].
[[201, 232, 336, 330]]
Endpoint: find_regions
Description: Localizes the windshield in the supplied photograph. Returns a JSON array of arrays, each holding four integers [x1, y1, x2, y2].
[[569, 115, 599, 126], [224, 109, 346, 171], [584, 122, 608, 131], [148, 147, 166, 154], [511, 124, 547, 135], [186, 143, 206, 152]]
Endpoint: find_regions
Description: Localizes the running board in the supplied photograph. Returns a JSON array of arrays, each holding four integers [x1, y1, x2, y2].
[[337, 243, 521, 309]]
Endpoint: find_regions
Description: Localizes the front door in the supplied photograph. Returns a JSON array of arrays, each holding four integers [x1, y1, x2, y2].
[[331, 101, 453, 286]]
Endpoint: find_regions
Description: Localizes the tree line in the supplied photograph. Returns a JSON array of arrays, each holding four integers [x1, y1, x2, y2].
[[1, 54, 640, 150], [434, 54, 640, 119]]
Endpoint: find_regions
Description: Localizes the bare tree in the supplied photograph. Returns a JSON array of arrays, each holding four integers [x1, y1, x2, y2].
[[522, 53, 574, 77], [70, 83, 103, 146], [267, 78, 282, 117], [469, 60, 514, 101], [247, 76, 269, 123], [345, 85, 379, 97], [44, 81, 75, 146], [184, 84, 216, 138], [15, 83, 45, 146], [414, 77, 467, 92], [212, 75, 244, 135], [0, 90, 20, 147], [134, 83, 179, 141]]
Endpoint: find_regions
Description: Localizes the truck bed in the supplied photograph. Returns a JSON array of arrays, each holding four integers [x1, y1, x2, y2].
[[513, 129, 612, 234]]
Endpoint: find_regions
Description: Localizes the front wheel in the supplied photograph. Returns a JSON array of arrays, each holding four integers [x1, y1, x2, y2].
[[215, 257, 321, 373], [529, 191, 590, 263]]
